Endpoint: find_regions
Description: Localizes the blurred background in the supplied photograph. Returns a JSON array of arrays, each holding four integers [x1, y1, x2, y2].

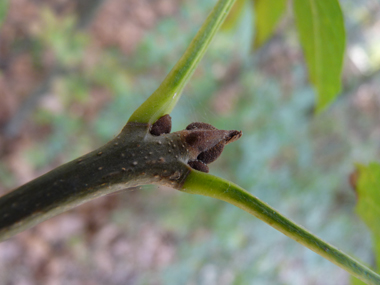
[[0, 0, 380, 284]]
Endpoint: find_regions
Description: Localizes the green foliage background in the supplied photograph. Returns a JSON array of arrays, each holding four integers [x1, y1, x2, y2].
[[0, 0, 379, 284]]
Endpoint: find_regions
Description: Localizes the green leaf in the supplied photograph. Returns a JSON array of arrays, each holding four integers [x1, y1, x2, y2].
[[221, 0, 247, 31], [0, 0, 9, 28], [351, 276, 367, 285], [181, 170, 380, 284], [293, 0, 346, 112], [356, 162, 380, 271], [128, 0, 238, 124], [253, 0, 287, 49]]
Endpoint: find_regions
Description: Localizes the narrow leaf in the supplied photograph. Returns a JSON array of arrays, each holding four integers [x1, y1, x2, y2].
[[253, 0, 287, 49], [181, 170, 380, 283], [221, 0, 246, 31], [293, 0, 346, 112], [350, 277, 366, 285], [129, 0, 237, 124], [356, 162, 380, 271]]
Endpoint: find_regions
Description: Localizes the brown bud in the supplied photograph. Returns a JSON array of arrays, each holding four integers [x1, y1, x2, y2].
[[186, 122, 216, 131], [188, 160, 209, 173], [197, 141, 225, 164], [181, 121, 242, 166], [150, 114, 172, 136]]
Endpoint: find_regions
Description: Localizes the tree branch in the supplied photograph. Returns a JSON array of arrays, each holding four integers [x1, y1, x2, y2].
[[0, 119, 241, 241]]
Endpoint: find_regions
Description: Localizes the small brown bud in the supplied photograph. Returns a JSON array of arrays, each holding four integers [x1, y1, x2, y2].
[[186, 122, 216, 130], [150, 114, 172, 136], [188, 160, 209, 173], [197, 141, 225, 164], [181, 121, 242, 167]]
